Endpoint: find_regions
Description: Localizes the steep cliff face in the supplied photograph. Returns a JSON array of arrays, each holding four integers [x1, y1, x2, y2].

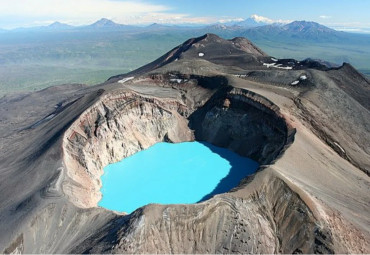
[[1, 34, 368, 254], [63, 90, 193, 208], [72, 174, 333, 254], [59, 75, 339, 254], [62, 76, 292, 211], [190, 88, 292, 164]]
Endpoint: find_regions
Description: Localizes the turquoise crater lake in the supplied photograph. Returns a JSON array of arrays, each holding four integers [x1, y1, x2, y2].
[[98, 142, 259, 213]]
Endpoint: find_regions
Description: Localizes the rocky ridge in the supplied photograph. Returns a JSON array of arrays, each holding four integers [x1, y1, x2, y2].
[[0, 34, 369, 253]]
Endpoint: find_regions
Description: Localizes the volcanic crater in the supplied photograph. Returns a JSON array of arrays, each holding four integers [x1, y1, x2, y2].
[[0, 34, 369, 254], [63, 74, 294, 209]]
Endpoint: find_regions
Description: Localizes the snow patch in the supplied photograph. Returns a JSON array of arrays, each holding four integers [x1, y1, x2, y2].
[[291, 80, 299, 85], [118, 76, 134, 84], [198, 52, 204, 57], [234, 74, 248, 78], [263, 63, 276, 68], [170, 79, 183, 84], [277, 66, 293, 70], [334, 142, 346, 154], [45, 114, 55, 121], [263, 63, 293, 70], [300, 75, 307, 80], [271, 57, 278, 62]]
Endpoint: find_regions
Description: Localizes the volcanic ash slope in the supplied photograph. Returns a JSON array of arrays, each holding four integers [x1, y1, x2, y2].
[[0, 33, 369, 254]]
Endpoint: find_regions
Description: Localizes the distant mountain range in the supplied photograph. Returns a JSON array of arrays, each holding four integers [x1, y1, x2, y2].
[[90, 18, 121, 28], [1, 18, 195, 33], [0, 17, 360, 36], [1, 18, 369, 48], [236, 17, 268, 27], [2, 15, 277, 31], [239, 20, 345, 42], [223, 17, 270, 28], [86, 18, 138, 31], [221, 14, 289, 28], [0, 16, 369, 93], [47, 21, 74, 30]]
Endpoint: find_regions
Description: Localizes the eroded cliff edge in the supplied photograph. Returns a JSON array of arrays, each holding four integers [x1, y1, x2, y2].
[[62, 75, 293, 210], [1, 34, 369, 254], [60, 74, 342, 253]]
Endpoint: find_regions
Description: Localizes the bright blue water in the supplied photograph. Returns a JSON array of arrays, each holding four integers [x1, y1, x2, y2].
[[99, 141, 259, 213]]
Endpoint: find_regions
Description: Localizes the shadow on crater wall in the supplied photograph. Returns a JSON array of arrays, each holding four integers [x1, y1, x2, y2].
[[198, 141, 259, 202]]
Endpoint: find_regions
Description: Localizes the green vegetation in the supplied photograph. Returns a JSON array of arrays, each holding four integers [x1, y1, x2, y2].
[[0, 31, 194, 95], [0, 65, 127, 94], [0, 29, 369, 96]]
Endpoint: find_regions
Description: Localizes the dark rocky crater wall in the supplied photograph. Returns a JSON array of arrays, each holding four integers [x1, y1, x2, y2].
[[61, 75, 334, 254], [2, 34, 367, 254], [63, 74, 294, 209]]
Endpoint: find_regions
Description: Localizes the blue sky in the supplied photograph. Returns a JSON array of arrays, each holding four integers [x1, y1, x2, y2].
[[0, 0, 369, 31]]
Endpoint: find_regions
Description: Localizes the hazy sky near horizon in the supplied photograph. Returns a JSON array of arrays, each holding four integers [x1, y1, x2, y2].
[[0, 0, 369, 31]]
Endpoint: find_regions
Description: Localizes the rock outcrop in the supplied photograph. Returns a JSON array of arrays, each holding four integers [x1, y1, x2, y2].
[[63, 75, 292, 210], [72, 174, 334, 254], [0, 34, 369, 254]]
